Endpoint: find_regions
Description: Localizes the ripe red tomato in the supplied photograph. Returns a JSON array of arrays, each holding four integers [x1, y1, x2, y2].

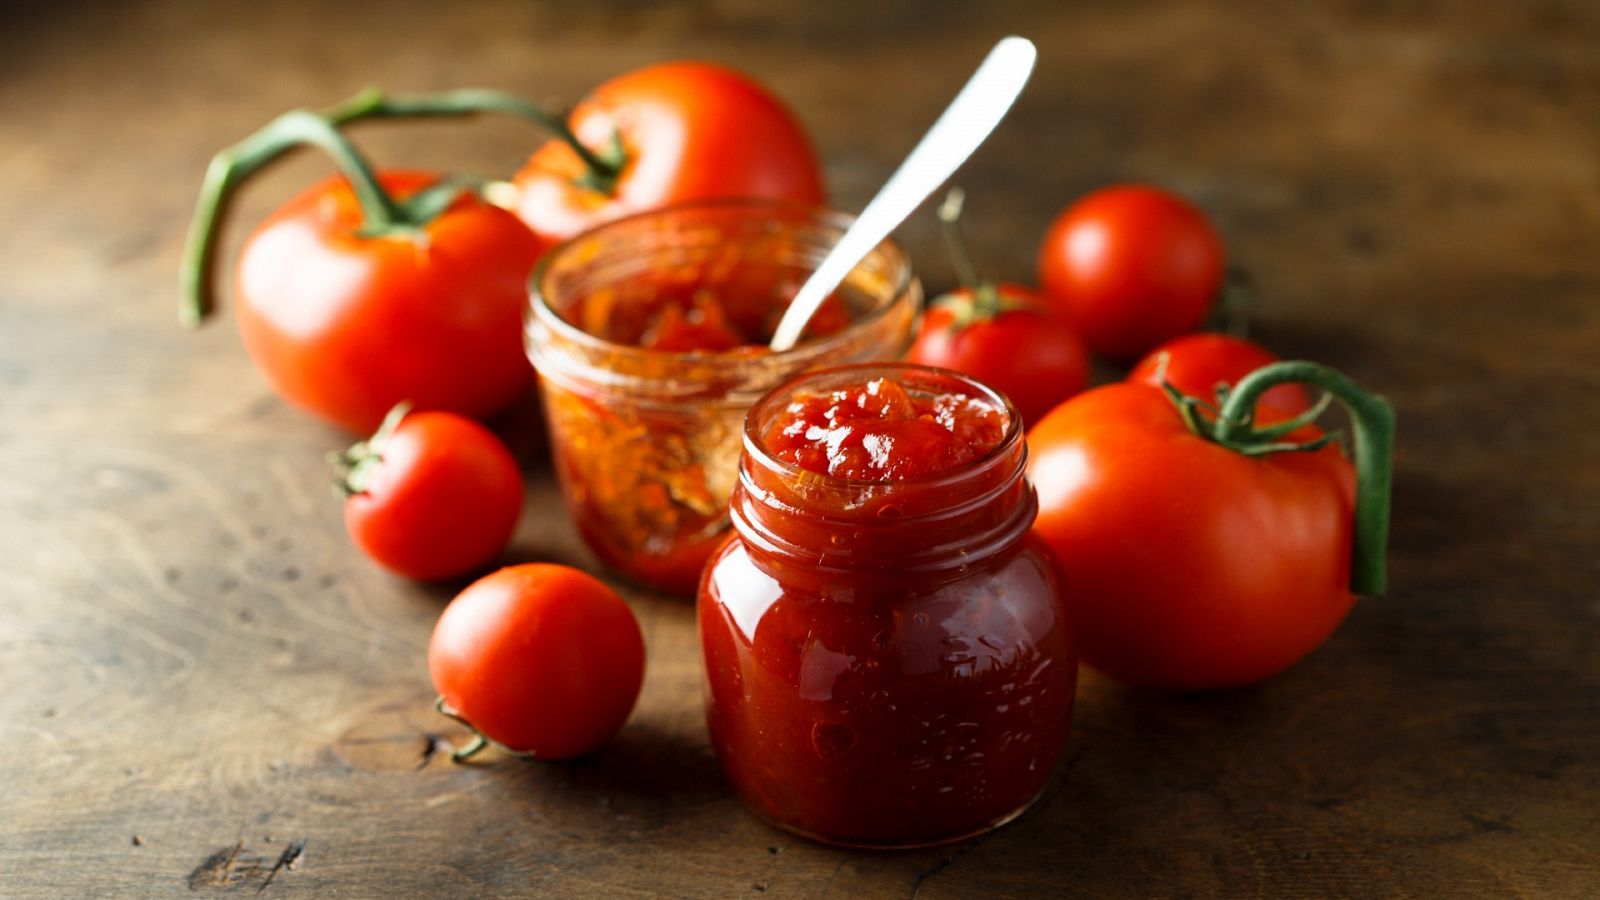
[[1128, 333, 1314, 418], [1037, 185, 1225, 362], [337, 405, 524, 582], [510, 62, 825, 245], [236, 171, 542, 433], [905, 284, 1089, 427], [1026, 361, 1393, 690], [429, 564, 646, 760]]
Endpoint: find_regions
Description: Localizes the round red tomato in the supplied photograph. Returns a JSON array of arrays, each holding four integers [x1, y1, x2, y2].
[[1026, 360, 1393, 690], [337, 405, 524, 582], [1128, 333, 1314, 418], [905, 284, 1089, 427], [429, 564, 646, 760], [1037, 185, 1225, 362], [236, 171, 542, 434], [511, 62, 825, 245]]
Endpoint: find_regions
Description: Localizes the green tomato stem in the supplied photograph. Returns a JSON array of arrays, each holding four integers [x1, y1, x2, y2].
[[933, 187, 1008, 328], [1213, 360, 1396, 596], [432, 695, 536, 764], [450, 735, 490, 763], [179, 108, 406, 327], [328, 401, 412, 498], [937, 187, 983, 290], [179, 86, 622, 329], [324, 87, 624, 190]]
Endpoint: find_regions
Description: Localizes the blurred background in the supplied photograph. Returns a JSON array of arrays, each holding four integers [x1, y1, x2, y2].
[[2, 1, 1596, 896]]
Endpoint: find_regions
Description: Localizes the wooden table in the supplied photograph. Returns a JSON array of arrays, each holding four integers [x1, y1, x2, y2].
[[3, 1, 1597, 896]]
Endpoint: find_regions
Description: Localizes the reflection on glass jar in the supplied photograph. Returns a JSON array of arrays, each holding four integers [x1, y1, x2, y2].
[[699, 364, 1077, 849], [527, 201, 917, 596]]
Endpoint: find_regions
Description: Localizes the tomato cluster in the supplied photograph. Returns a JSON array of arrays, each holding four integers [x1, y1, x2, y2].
[[907, 185, 1394, 691], [183, 63, 827, 762], [181, 57, 1394, 779]]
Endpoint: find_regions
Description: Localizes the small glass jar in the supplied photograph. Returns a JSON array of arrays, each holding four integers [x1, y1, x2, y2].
[[698, 364, 1076, 849], [527, 201, 917, 596]]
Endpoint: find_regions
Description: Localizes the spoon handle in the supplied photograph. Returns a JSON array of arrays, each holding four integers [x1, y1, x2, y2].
[[768, 36, 1038, 352]]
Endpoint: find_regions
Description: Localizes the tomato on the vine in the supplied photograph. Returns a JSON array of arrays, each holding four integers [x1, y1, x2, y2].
[[906, 190, 1089, 427], [429, 564, 646, 761], [1037, 184, 1225, 362], [1027, 361, 1393, 690], [1128, 333, 1314, 419], [182, 98, 544, 434], [234, 172, 541, 433], [334, 404, 524, 582], [510, 62, 825, 245], [907, 285, 1088, 427]]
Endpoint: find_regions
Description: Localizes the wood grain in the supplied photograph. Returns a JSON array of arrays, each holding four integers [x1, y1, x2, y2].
[[1, 0, 1597, 896]]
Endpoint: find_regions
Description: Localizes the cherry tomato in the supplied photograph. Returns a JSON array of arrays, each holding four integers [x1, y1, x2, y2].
[[1128, 333, 1314, 419], [1027, 361, 1394, 690], [1037, 185, 1225, 362], [510, 62, 825, 245], [429, 564, 646, 760], [336, 404, 524, 582], [232, 171, 542, 433], [906, 284, 1089, 427]]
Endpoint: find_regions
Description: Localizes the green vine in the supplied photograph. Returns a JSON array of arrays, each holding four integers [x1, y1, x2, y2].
[[180, 86, 624, 327], [1160, 361, 1396, 595], [433, 696, 537, 763]]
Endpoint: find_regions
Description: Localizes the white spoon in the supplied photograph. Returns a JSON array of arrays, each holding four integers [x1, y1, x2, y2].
[[768, 36, 1038, 352]]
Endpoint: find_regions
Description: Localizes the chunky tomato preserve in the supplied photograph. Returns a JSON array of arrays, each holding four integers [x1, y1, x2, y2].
[[699, 364, 1076, 848], [527, 202, 917, 597], [574, 283, 853, 355], [763, 376, 1006, 480]]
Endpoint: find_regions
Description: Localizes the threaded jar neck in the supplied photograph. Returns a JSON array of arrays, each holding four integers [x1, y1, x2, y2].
[[731, 364, 1036, 577], [526, 199, 917, 410]]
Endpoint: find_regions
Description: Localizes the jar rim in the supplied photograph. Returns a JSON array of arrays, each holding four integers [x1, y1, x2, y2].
[[526, 197, 916, 387], [740, 362, 1024, 491]]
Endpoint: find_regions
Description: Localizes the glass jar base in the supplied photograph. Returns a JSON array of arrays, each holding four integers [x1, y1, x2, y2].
[[739, 784, 1046, 851]]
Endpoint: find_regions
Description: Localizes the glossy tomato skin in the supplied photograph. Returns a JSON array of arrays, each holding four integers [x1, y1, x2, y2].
[[1027, 382, 1356, 689], [344, 411, 523, 582], [906, 284, 1090, 428], [511, 62, 825, 244], [1128, 333, 1314, 418], [236, 171, 544, 434], [429, 564, 646, 760], [1037, 185, 1225, 362]]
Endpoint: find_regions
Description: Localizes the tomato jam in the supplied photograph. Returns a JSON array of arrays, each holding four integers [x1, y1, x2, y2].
[[763, 376, 1007, 480], [527, 202, 917, 596], [699, 364, 1076, 847], [570, 281, 854, 355]]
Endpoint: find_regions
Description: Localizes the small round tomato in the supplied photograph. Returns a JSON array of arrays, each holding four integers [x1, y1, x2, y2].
[[511, 62, 825, 245], [1037, 185, 1225, 362], [429, 564, 646, 760], [906, 284, 1089, 427], [1027, 361, 1393, 690], [336, 404, 523, 582], [1128, 333, 1314, 419]]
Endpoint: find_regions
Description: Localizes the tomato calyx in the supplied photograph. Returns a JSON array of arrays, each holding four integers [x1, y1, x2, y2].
[[930, 188, 1033, 331], [567, 129, 629, 195], [1159, 360, 1396, 596], [1155, 361, 1336, 458], [329, 401, 411, 497], [433, 696, 536, 763]]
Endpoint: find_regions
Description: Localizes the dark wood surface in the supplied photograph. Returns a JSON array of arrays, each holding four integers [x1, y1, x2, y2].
[[3, 1, 1597, 896]]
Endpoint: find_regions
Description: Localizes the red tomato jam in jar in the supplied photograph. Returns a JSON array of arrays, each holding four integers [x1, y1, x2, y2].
[[528, 202, 917, 596], [699, 363, 1076, 848]]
